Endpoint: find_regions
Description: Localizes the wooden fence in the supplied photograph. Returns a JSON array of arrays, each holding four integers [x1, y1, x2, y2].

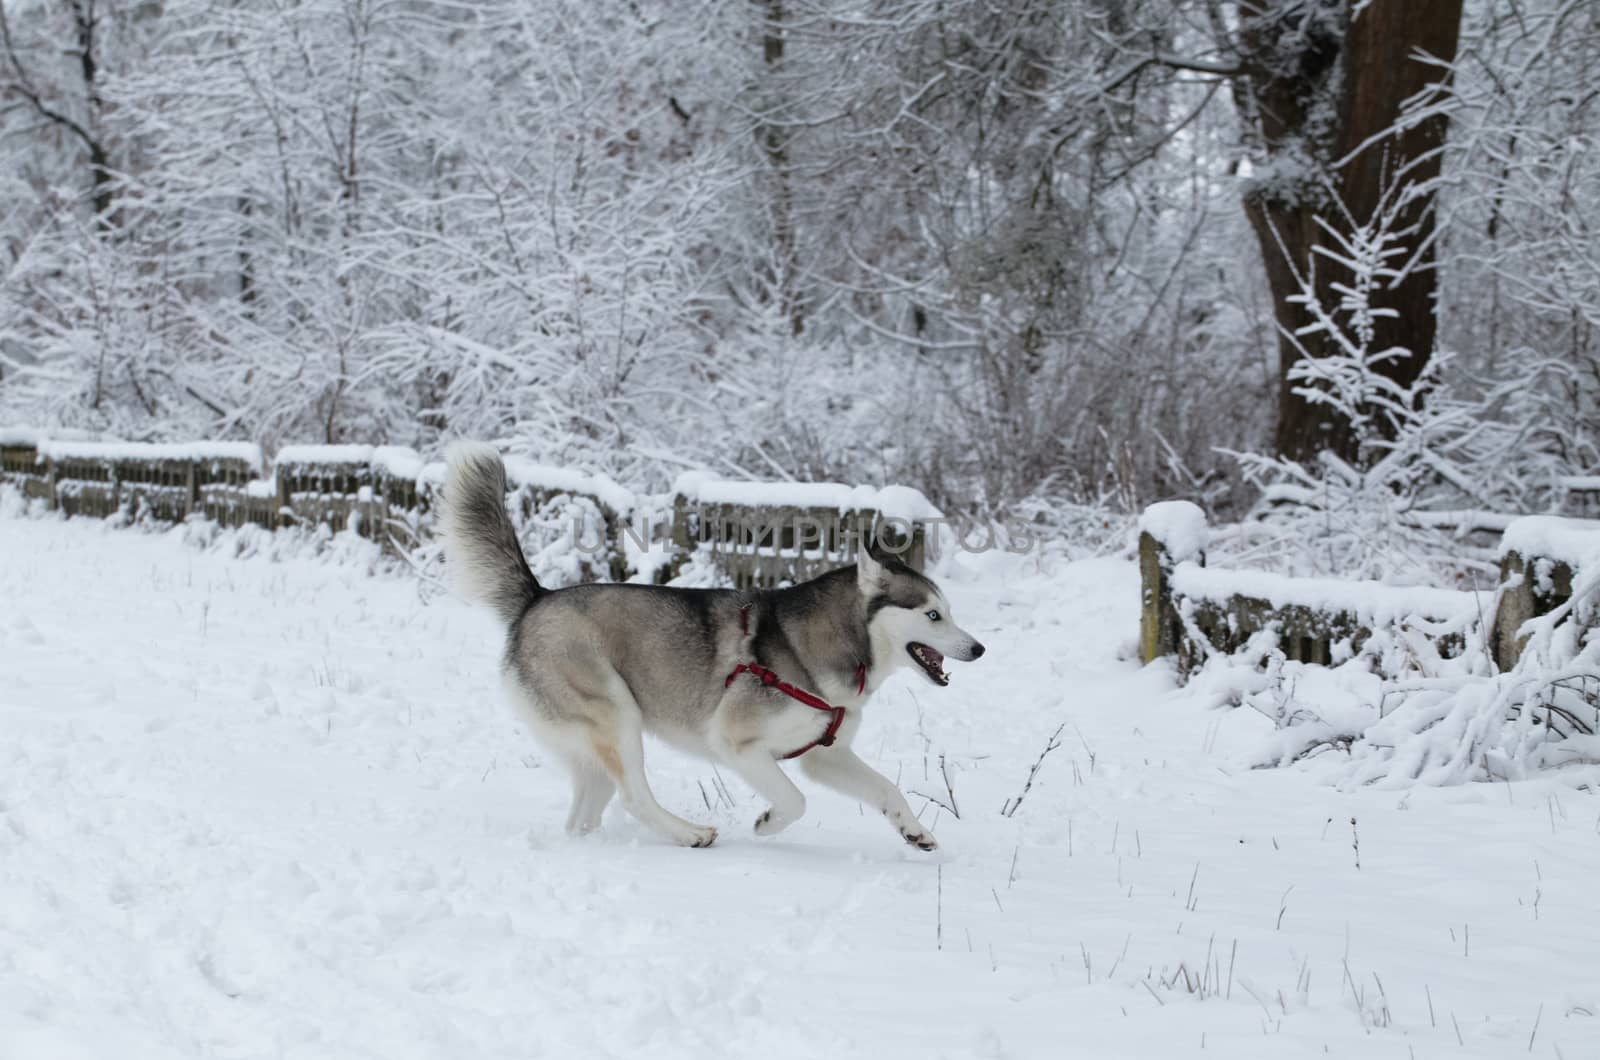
[[18, 441, 265, 523], [9, 431, 1588, 659], [670, 472, 936, 589], [1140, 501, 1598, 676], [0, 433, 939, 587]]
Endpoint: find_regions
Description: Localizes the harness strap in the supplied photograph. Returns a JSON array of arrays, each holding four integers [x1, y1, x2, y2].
[[728, 602, 866, 759], [725, 662, 848, 760]]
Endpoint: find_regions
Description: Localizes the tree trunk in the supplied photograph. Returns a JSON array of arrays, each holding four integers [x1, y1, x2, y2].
[[754, 0, 804, 336], [1235, 0, 1462, 463], [71, 0, 115, 229]]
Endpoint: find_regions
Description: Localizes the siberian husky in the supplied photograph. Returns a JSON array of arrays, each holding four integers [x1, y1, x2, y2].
[[443, 442, 985, 849]]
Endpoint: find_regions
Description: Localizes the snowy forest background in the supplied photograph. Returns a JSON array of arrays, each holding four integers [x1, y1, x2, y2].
[[1, 0, 1597, 534]]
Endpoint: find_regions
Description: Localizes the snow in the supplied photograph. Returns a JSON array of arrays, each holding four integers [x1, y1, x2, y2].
[[2, 509, 1598, 1059], [1501, 515, 1600, 569], [274, 444, 375, 467], [47, 439, 255, 466], [37, 439, 265, 470], [503, 456, 636, 516], [674, 470, 942, 522], [1138, 500, 1207, 563], [372, 445, 425, 482], [0, 427, 97, 447], [870, 484, 944, 522], [1559, 476, 1600, 493], [1172, 563, 1485, 624]]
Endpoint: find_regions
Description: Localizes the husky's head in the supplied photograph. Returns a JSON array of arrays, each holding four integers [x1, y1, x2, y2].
[[858, 547, 985, 686]]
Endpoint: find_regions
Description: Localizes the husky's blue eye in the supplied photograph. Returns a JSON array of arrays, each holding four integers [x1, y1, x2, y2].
[[926, 609, 941, 622]]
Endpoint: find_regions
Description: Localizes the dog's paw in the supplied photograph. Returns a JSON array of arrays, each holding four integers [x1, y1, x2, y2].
[[900, 825, 938, 851], [753, 808, 790, 836], [677, 824, 718, 848]]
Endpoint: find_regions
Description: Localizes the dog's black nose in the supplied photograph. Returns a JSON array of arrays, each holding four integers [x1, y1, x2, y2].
[[970, 642, 986, 659]]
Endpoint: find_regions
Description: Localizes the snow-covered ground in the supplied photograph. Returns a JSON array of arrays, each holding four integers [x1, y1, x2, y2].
[[2, 510, 1597, 1059]]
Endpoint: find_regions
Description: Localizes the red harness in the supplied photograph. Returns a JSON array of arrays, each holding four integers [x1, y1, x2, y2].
[[729, 604, 865, 760]]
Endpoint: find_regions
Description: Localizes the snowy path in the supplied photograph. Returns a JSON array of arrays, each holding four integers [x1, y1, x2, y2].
[[2, 513, 1597, 1059]]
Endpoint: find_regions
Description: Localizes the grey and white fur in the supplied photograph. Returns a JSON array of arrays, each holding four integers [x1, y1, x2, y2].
[[443, 442, 985, 849]]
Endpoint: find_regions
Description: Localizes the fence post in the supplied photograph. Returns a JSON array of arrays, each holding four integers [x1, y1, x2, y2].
[[1138, 501, 1207, 665], [1491, 551, 1532, 671], [906, 522, 928, 572], [670, 493, 692, 550], [1490, 516, 1600, 670], [275, 464, 292, 529], [1491, 547, 1576, 671]]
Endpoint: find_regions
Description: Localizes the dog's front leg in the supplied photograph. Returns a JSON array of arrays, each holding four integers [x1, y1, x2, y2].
[[712, 698, 809, 835], [799, 746, 937, 851]]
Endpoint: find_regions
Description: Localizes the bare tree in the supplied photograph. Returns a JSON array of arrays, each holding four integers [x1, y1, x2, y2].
[[0, 0, 115, 227]]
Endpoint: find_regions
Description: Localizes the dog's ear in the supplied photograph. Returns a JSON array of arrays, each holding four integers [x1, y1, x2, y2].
[[857, 537, 889, 595]]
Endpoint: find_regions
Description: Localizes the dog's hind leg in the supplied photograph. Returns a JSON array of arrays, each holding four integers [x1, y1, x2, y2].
[[563, 759, 615, 836], [590, 680, 717, 848], [504, 675, 616, 839]]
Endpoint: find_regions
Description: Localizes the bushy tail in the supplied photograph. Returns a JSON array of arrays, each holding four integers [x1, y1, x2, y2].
[[443, 441, 542, 625]]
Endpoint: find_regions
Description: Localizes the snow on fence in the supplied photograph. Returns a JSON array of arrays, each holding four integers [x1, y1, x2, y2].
[[1140, 501, 1599, 676], [670, 471, 940, 589], [13, 440, 266, 524], [0, 432, 938, 588]]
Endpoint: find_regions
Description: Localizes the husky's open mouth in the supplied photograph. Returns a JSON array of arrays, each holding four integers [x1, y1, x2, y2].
[[907, 643, 949, 686]]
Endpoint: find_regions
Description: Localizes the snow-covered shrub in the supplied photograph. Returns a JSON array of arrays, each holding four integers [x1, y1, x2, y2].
[[1188, 531, 1600, 787], [0, 483, 36, 520], [513, 492, 619, 589]]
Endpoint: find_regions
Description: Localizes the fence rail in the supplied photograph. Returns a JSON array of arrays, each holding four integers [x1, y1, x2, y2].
[[0, 432, 939, 587], [1140, 501, 1598, 676]]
